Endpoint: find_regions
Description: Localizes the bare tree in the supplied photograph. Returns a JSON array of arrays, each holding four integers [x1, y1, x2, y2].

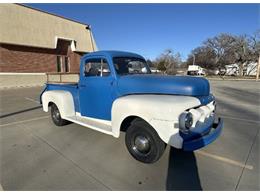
[[204, 33, 236, 67], [186, 46, 217, 69], [247, 30, 260, 62], [231, 32, 260, 76], [186, 31, 260, 77], [232, 35, 250, 76], [186, 34, 237, 73], [154, 49, 182, 75]]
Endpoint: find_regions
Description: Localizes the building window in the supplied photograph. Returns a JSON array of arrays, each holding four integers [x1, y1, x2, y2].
[[64, 57, 70, 72], [56, 56, 62, 72]]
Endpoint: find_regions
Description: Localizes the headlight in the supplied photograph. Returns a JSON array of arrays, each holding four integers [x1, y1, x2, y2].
[[179, 112, 193, 133]]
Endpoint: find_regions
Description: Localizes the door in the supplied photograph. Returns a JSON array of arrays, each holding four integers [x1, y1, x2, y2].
[[79, 57, 115, 121]]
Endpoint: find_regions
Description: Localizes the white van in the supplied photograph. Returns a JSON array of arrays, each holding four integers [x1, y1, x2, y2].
[[187, 65, 206, 76]]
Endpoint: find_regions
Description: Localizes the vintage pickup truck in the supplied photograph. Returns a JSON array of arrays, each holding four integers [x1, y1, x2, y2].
[[40, 51, 223, 163]]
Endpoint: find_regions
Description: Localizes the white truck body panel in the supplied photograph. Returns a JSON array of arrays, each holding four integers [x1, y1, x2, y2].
[[111, 95, 201, 148], [42, 90, 75, 118], [41, 91, 202, 148]]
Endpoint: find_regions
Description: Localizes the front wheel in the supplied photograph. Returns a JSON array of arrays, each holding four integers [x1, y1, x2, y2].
[[50, 104, 69, 126], [125, 119, 166, 163]]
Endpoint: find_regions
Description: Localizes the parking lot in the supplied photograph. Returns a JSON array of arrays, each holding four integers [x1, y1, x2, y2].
[[0, 80, 259, 190]]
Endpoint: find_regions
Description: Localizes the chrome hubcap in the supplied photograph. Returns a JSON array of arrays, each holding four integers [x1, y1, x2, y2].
[[133, 135, 150, 154]]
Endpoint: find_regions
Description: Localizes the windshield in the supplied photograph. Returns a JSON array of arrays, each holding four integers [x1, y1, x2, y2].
[[113, 57, 151, 75]]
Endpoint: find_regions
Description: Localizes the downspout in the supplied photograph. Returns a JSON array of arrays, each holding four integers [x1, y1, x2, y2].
[[86, 25, 96, 52]]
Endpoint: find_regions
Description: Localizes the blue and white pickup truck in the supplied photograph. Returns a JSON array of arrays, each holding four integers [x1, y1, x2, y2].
[[40, 51, 223, 163]]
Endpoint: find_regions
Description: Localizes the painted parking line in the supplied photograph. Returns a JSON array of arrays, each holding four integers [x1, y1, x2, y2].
[[25, 97, 40, 104], [196, 150, 253, 170], [0, 116, 49, 127]]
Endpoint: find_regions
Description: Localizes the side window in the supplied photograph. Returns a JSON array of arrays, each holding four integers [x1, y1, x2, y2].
[[84, 58, 110, 77], [64, 57, 70, 72], [56, 56, 62, 72]]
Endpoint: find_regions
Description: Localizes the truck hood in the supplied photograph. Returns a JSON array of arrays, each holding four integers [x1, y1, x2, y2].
[[117, 74, 210, 96]]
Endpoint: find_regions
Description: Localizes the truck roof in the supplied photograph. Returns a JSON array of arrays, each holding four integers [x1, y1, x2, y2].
[[83, 50, 145, 60]]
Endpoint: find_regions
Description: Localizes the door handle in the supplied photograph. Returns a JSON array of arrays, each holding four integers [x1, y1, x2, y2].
[[80, 84, 86, 87]]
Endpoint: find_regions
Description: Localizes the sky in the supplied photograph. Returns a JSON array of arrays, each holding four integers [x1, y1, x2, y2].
[[27, 3, 259, 60]]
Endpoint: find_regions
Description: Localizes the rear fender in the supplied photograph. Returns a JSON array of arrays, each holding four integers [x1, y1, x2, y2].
[[42, 90, 75, 118]]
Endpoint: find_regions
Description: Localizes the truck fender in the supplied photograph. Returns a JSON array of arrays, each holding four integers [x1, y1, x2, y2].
[[41, 90, 75, 118], [111, 96, 148, 138], [111, 95, 201, 148]]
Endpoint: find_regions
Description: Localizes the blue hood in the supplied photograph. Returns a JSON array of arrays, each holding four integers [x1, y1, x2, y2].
[[118, 75, 210, 96]]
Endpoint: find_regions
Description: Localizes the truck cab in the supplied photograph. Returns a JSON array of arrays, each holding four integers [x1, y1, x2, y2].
[[41, 51, 223, 163]]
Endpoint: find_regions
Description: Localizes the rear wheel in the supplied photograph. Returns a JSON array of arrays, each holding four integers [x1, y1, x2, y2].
[[50, 104, 69, 126], [125, 118, 166, 163]]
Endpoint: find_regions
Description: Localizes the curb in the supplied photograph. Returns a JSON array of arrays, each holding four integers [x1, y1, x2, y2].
[[207, 78, 259, 81]]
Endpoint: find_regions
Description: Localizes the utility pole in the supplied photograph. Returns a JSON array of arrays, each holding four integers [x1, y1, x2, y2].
[[256, 55, 260, 81], [193, 54, 195, 65]]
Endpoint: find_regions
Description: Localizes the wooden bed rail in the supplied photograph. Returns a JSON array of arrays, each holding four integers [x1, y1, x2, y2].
[[46, 72, 80, 84]]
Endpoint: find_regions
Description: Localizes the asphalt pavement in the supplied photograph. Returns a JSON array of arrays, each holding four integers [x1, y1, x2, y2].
[[0, 80, 259, 190]]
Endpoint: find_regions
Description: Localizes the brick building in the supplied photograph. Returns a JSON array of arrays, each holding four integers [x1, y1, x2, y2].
[[0, 4, 97, 73]]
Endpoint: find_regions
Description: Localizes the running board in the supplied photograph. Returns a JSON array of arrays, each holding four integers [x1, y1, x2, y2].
[[64, 115, 114, 136]]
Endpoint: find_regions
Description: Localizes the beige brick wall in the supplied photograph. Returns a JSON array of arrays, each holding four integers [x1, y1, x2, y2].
[[0, 73, 46, 88]]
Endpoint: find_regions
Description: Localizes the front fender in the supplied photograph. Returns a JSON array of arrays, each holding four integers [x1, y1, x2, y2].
[[111, 95, 201, 144]]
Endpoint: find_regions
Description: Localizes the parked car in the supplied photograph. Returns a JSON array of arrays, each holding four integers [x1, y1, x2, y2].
[[40, 51, 223, 163]]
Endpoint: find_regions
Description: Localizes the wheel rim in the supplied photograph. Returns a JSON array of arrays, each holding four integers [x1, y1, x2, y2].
[[52, 106, 60, 121], [132, 135, 151, 155]]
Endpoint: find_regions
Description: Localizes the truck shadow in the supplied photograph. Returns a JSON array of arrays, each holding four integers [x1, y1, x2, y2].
[[0, 106, 42, 118], [166, 147, 202, 190]]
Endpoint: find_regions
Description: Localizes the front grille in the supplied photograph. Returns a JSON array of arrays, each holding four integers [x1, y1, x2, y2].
[[189, 101, 215, 128]]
